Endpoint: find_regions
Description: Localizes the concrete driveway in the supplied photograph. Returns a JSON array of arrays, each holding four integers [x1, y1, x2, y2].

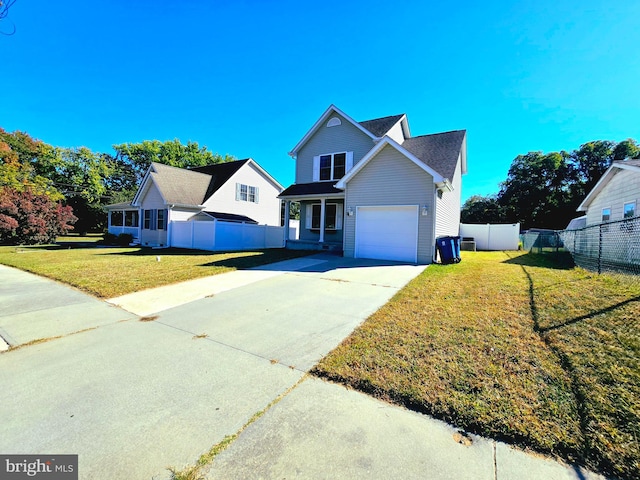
[[0, 254, 427, 479]]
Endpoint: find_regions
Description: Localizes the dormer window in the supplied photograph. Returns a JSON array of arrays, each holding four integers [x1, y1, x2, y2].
[[313, 152, 353, 182]]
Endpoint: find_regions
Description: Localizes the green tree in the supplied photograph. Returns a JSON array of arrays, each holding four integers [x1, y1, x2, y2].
[[112, 139, 235, 187], [498, 151, 574, 230], [460, 195, 506, 223], [0, 129, 62, 200]]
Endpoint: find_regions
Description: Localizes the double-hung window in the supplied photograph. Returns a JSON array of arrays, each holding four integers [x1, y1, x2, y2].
[[236, 183, 259, 203], [157, 209, 166, 230], [143, 210, 152, 230], [143, 209, 166, 230], [313, 152, 353, 181], [306, 203, 343, 230], [601, 208, 611, 222]]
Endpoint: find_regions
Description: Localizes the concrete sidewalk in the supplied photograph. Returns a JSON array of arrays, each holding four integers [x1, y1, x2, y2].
[[105, 255, 331, 316], [203, 377, 606, 480], [0, 264, 136, 349]]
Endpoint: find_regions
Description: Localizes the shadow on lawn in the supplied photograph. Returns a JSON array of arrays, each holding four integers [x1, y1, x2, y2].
[[502, 251, 575, 270]]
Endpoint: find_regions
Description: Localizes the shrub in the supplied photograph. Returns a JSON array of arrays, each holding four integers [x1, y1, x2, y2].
[[117, 233, 133, 246], [0, 186, 77, 245]]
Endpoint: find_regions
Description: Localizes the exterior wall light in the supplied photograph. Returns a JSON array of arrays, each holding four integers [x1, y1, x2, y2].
[[347, 207, 354, 216], [421, 205, 429, 216]]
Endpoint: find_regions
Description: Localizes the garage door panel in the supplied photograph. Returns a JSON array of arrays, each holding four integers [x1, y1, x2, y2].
[[355, 206, 418, 263]]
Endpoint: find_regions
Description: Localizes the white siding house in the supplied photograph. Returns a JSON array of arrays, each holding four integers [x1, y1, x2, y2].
[[107, 159, 283, 248], [578, 159, 640, 225]]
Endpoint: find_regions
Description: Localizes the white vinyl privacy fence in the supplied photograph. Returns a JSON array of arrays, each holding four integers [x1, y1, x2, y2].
[[459, 223, 520, 251], [170, 220, 286, 251]]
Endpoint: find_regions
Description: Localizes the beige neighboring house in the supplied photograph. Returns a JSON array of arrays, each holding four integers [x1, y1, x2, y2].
[[107, 159, 283, 247], [577, 159, 640, 225], [279, 104, 467, 264]]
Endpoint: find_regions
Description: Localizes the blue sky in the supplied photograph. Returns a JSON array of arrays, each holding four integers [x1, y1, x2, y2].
[[2, 0, 639, 202]]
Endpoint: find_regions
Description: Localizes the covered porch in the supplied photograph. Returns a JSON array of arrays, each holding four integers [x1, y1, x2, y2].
[[106, 202, 141, 242], [279, 181, 345, 253]]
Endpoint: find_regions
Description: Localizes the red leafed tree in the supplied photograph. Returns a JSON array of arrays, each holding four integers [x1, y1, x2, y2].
[[0, 187, 77, 245]]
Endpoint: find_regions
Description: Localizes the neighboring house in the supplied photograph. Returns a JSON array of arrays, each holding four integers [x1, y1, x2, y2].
[[279, 105, 467, 264], [577, 159, 640, 226], [107, 159, 283, 247]]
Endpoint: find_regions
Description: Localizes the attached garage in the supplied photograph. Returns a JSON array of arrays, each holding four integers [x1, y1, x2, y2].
[[355, 205, 418, 263]]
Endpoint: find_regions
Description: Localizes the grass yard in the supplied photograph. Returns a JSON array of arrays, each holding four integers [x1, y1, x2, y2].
[[0, 245, 312, 298], [313, 251, 640, 480]]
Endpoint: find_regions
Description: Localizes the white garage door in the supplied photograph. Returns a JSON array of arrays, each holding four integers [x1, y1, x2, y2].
[[355, 206, 418, 262]]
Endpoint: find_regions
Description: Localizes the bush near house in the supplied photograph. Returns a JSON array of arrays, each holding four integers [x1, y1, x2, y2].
[[0, 187, 77, 245]]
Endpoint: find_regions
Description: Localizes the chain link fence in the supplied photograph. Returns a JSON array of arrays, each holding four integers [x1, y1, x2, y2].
[[521, 218, 640, 277], [559, 216, 640, 276]]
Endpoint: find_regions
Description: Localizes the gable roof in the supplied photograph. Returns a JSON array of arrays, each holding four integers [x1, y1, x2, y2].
[[336, 136, 449, 190], [190, 159, 250, 199], [289, 105, 377, 156], [335, 131, 466, 190], [133, 159, 282, 208], [578, 159, 640, 211], [146, 162, 212, 206], [401, 130, 467, 179], [359, 114, 404, 137]]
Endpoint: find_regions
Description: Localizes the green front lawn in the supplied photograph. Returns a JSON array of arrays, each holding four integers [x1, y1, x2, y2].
[[0, 245, 312, 298], [313, 251, 640, 480]]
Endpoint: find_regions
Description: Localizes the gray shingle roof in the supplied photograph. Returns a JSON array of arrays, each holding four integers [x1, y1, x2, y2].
[[359, 114, 404, 137], [149, 163, 213, 205], [148, 160, 251, 206], [401, 130, 466, 180], [614, 158, 640, 168]]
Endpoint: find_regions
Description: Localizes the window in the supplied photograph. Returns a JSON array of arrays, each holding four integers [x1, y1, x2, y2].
[[125, 211, 139, 227], [319, 153, 346, 181], [157, 209, 166, 230], [602, 208, 611, 222], [111, 210, 124, 227], [143, 210, 152, 230], [313, 152, 352, 181], [624, 202, 636, 219], [306, 203, 343, 230], [236, 183, 259, 203]]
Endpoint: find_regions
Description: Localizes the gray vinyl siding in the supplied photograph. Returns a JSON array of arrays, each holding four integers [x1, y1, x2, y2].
[[343, 144, 435, 264], [296, 112, 375, 183], [585, 170, 640, 225], [434, 155, 463, 237], [299, 200, 344, 242]]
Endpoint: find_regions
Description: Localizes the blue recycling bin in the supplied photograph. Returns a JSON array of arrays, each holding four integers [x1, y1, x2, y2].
[[437, 236, 461, 264]]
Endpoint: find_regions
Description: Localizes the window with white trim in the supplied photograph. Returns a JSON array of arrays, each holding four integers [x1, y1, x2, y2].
[[305, 203, 343, 230], [143, 209, 153, 230], [236, 183, 259, 203], [157, 209, 166, 230], [602, 208, 611, 222], [624, 201, 636, 219], [313, 152, 353, 181]]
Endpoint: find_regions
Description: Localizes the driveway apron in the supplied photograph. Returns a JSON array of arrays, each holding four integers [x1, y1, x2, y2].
[[0, 255, 426, 479]]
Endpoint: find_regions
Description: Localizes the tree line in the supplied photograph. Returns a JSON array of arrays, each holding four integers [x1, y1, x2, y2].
[[461, 139, 640, 230], [0, 127, 234, 244]]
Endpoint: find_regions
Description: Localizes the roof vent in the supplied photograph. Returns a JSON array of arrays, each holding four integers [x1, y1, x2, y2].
[[327, 117, 342, 127]]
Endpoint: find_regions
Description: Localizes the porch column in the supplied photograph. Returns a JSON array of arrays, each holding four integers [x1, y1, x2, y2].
[[319, 198, 326, 243], [283, 200, 290, 242]]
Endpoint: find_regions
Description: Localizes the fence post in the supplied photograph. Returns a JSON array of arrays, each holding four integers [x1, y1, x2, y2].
[[598, 224, 603, 274]]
